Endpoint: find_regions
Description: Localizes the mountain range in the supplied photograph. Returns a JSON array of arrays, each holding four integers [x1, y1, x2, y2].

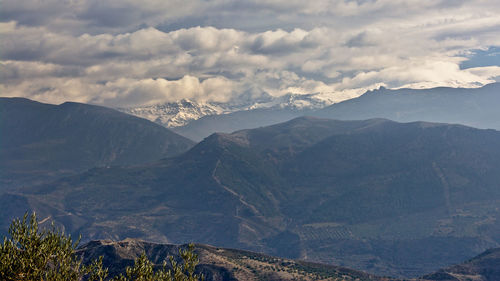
[[120, 83, 500, 141], [5, 115, 500, 277], [118, 93, 337, 141]]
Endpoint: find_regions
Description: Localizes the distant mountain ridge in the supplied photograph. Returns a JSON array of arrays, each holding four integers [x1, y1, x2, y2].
[[118, 93, 335, 138], [10, 117, 500, 278], [0, 97, 194, 189], [316, 82, 500, 130], [131, 83, 500, 141]]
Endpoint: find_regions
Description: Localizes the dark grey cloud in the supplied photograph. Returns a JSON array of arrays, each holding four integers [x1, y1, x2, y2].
[[78, 2, 149, 27], [345, 32, 375, 47], [0, 0, 67, 26]]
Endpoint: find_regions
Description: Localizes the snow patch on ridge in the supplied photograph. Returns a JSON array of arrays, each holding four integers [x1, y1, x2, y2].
[[118, 92, 345, 128]]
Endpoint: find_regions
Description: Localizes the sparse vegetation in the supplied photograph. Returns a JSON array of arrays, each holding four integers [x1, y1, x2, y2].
[[0, 213, 204, 281]]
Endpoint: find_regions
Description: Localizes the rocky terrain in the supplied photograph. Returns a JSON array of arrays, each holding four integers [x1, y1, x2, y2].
[[77, 239, 500, 281], [77, 239, 389, 281]]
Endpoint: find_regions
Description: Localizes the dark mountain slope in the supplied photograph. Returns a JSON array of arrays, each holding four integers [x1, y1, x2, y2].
[[15, 117, 500, 277], [284, 121, 500, 223], [0, 98, 194, 189], [172, 107, 308, 142]]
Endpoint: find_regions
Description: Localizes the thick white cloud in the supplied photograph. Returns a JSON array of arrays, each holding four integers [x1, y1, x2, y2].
[[94, 76, 238, 107], [1, 0, 500, 107]]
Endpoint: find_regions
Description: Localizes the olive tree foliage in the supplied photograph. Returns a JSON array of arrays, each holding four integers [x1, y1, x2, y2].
[[0, 212, 103, 281], [0, 212, 204, 281], [114, 245, 202, 281]]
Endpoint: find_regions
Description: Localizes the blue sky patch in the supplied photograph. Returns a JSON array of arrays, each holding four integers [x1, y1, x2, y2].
[[460, 47, 500, 69]]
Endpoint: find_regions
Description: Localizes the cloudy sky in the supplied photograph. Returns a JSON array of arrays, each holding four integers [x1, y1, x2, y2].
[[1, 0, 500, 107]]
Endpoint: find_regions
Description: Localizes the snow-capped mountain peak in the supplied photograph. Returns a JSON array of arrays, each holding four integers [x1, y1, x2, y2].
[[118, 93, 336, 128], [118, 99, 227, 127]]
